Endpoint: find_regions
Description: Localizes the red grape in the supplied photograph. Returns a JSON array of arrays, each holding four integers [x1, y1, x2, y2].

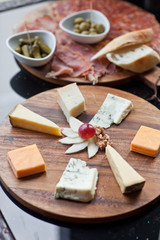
[[78, 123, 95, 139]]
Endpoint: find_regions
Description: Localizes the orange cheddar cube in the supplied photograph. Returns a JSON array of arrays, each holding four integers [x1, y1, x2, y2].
[[131, 126, 160, 157], [7, 144, 46, 178]]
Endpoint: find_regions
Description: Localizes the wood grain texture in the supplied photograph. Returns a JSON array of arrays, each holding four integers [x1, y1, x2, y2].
[[0, 86, 160, 224]]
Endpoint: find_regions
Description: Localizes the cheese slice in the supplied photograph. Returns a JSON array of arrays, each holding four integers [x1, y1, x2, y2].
[[55, 158, 98, 202], [131, 125, 160, 157], [7, 144, 46, 178], [9, 104, 62, 136], [57, 83, 86, 122], [105, 145, 145, 194], [89, 93, 133, 128]]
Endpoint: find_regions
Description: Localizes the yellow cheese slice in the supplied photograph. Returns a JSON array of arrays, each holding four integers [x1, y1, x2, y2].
[[131, 125, 160, 157], [8, 144, 46, 178], [9, 104, 62, 136], [105, 145, 145, 194]]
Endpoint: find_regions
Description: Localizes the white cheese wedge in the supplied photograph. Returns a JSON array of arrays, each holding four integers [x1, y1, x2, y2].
[[57, 83, 86, 122], [105, 145, 145, 194], [65, 141, 88, 154], [88, 136, 99, 158], [55, 158, 98, 202], [89, 93, 133, 128], [9, 104, 62, 136]]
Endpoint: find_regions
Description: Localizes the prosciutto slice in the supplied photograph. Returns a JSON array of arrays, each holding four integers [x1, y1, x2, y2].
[[46, 56, 73, 78]]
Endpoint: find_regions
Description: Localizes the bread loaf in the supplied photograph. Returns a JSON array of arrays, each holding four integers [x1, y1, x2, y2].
[[106, 44, 160, 73], [91, 28, 154, 60]]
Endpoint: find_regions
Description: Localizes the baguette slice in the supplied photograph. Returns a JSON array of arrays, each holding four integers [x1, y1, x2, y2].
[[106, 44, 160, 73], [91, 28, 154, 60]]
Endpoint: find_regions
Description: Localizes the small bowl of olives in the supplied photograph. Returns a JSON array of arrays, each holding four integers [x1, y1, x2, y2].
[[59, 9, 110, 44], [6, 30, 56, 67]]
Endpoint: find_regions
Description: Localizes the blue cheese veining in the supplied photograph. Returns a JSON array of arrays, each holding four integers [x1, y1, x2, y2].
[[55, 158, 98, 202], [89, 93, 133, 128]]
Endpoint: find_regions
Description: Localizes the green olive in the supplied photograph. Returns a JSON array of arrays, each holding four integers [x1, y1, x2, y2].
[[15, 45, 22, 54], [89, 28, 96, 32], [86, 18, 92, 24], [18, 38, 34, 45], [73, 17, 105, 36], [79, 22, 90, 31], [91, 23, 97, 29], [74, 29, 81, 33], [81, 31, 89, 35], [31, 41, 41, 59], [96, 24, 105, 33], [89, 31, 97, 35], [74, 17, 84, 24], [74, 24, 80, 29], [34, 36, 51, 54], [21, 45, 30, 57]]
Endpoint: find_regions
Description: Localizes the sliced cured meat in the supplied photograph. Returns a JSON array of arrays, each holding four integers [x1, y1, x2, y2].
[[54, 45, 91, 78], [17, 15, 57, 34], [46, 56, 73, 78]]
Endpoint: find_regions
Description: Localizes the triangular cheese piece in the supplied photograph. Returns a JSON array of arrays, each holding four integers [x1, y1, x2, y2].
[[105, 145, 145, 194], [9, 104, 62, 136]]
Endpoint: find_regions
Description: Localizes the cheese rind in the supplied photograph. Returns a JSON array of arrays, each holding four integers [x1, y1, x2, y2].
[[57, 83, 86, 122], [7, 144, 46, 178], [131, 125, 160, 157], [55, 158, 98, 202], [9, 104, 62, 136], [89, 93, 133, 128], [105, 145, 145, 194]]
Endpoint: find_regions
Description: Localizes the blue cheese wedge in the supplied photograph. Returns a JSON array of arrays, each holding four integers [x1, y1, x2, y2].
[[106, 145, 145, 194], [89, 93, 133, 128], [57, 83, 86, 122], [55, 158, 98, 202]]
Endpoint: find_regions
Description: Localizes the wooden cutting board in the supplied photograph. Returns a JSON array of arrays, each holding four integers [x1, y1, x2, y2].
[[0, 86, 160, 224]]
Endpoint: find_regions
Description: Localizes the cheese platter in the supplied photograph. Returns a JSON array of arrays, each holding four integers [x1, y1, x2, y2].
[[0, 85, 160, 224]]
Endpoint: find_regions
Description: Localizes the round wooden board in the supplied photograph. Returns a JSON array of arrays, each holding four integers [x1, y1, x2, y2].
[[14, 2, 135, 86], [0, 86, 160, 224]]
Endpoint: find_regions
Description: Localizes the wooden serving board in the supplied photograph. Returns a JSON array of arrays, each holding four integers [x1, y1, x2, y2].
[[0, 86, 160, 224]]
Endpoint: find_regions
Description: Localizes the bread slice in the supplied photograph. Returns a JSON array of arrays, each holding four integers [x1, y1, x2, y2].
[[106, 44, 160, 73], [91, 28, 154, 60]]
